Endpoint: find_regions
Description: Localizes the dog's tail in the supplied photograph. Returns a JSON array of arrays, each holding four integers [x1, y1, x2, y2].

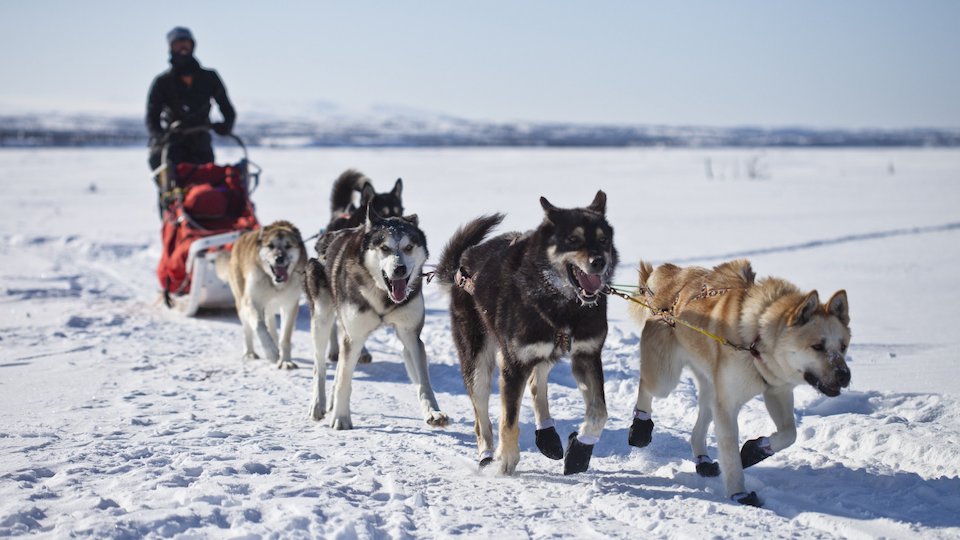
[[435, 214, 505, 288], [330, 169, 371, 215], [214, 250, 232, 282], [628, 260, 656, 327]]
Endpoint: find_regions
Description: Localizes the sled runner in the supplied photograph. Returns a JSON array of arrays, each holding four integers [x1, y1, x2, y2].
[[152, 124, 261, 315]]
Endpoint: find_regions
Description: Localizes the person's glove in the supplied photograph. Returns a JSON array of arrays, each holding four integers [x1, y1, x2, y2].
[[212, 122, 231, 136]]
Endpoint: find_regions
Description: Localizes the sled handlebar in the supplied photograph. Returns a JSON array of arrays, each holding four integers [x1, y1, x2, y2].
[[158, 121, 249, 161]]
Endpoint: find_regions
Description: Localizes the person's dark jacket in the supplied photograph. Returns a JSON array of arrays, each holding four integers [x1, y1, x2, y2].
[[146, 67, 235, 141]]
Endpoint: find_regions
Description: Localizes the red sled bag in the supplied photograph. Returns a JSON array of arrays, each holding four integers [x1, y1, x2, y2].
[[157, 162, 259, 296]]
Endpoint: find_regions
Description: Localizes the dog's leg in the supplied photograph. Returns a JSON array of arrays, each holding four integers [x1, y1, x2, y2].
[[266, 308, 280, 355], [691, 370, 720, 477], [452, 296, 496, 466], [396, 324, 448, 427], [714, 390, 761, 506], [529, 362, 563, 460], [566, 342, 607, 475], [496, 353, 531, 476], [239, 304, 259, 360], [330, 321, 373, 363], [740, 385, 795, 469], [470, 342, 497, 466], [255, 307, 280, 362], [329, 316, 378, 430], [275, 299, 298, 370], [630, 322, 680, 448], [308, 299, 334, 421]]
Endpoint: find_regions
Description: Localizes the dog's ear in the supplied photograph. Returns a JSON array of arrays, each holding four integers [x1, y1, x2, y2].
[[587, 190, 607, 214], [540, 196, 561, 223], [790, 290, 820, 326], [360, 183, 376, 206], [391, 178, 403, 199], [825, 290, 850, 326], [401, 213, 419, 227], [364, 203, 382, 231], [255, 228, 264, 245]]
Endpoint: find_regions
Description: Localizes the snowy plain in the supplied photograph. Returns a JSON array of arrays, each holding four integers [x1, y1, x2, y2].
[[1, 146, 959, 539]]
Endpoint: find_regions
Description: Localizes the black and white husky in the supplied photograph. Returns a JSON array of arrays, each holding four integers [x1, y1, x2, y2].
[[436, 191, 618, 475], [322, 169, 405, 364], [304, 207, 448, 429], [327, 168, 404, 232]]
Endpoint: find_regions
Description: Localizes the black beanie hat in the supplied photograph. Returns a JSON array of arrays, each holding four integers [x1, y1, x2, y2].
[[166, 27, 195, 47]]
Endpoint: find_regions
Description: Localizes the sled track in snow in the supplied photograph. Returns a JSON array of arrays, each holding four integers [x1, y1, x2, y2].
[[663, 221, 960, 265]]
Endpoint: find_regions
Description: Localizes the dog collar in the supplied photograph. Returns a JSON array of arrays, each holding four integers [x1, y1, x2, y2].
[[454, 267, 476, 295]]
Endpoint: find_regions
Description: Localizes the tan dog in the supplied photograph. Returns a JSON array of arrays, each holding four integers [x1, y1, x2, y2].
[[217, 220, 307, 369], [627, 259, 851, 507]]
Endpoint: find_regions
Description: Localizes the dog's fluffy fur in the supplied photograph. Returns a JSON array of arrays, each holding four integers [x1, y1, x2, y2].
[[216, 220, 307, 369], [628, 259, 851, 505], [304, 208, 448, 429], [436, 191, 618, 475], [322, 169, 405, 364]]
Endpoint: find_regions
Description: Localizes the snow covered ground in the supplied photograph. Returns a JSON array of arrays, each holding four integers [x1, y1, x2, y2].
[[1, 147, 959, 538]]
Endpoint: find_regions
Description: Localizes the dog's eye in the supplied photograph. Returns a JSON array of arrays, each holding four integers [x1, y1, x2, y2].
[[403, 245, 414, 254], [597, 236, 608, 246], [566, 235, 582, 246], [380, 246, 393, 254], [840, 343, 848, 353], [812, 342, 825, 352]]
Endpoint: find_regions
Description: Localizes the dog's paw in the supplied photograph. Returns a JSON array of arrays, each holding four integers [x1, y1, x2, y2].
[[330, 416, 353, 430], [628, 417, 654, 448], [358, 348, 373, 364], [740, 437, 774, 469], [535, 426, 564, 460], [425, 411, 449, 427], [497, 449, 520, 476], [242, 352, 260, 361], [563, 432, 594, 475], [276, 360, 298, 370], [308, 403, 325, 421], [695, 455, 720, 477], [731, 491, 763, 507]]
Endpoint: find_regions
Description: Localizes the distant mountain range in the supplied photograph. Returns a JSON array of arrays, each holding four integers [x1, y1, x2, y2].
[[2, 111, 958, 148]]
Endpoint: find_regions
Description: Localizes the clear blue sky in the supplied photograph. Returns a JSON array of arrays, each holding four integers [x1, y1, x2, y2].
[[1, 1, 958, 128]]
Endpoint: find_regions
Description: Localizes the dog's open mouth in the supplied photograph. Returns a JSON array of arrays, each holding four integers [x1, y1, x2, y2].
[[567, 264, 604, 303], [382, 272, 410, 303], [804, 372, 842, 397], [271, 264, 289, 284]]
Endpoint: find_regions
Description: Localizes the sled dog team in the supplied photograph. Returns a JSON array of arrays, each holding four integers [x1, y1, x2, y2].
[[218, 168, 852, 508]]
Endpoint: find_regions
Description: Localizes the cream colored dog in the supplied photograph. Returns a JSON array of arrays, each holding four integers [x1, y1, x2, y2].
[[217, 220, 307, 369], [627, 259, 851, 507]]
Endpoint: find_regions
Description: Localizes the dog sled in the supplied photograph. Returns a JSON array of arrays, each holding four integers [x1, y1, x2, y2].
[[152, 123, 261, 316]]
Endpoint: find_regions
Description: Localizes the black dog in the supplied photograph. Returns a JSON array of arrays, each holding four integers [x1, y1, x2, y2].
[[435, 191, 617, 475], [327, 169, 404, 232]]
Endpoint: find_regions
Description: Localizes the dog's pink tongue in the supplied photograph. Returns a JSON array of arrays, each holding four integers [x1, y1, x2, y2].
[[274, 265, 289, 283], [390, 279, 407, 302], [578, 272, 603, 294]]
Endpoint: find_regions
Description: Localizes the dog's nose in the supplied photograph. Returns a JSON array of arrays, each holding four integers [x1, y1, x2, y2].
[[835, 366, 851, 387], [393, 264, 407, 278], [275, 253, 287, 265], [588, 255, 606, 273]]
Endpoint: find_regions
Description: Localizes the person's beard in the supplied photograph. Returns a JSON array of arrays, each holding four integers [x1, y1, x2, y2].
[[169, 52, 200, 76]]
